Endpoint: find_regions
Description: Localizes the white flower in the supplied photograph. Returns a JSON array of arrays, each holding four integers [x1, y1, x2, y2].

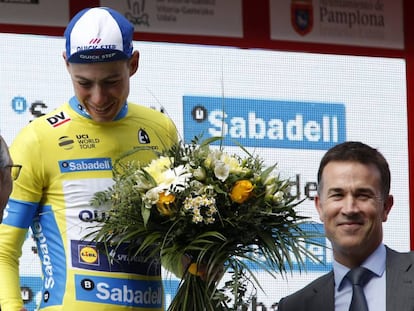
[[204, 216, 215, 224], [157, 165, 192, 193], [205, 204, 217, 216], [219, 153, 243, 173], [145, 156, 174, 183], [189, 180, 204, 193], [143, 188, 160, 208], [204, 150, 222, 167], [192, 167, 206, 181], [192, 214, 204, 224], [183, 194, 217, 224], [206, 151, 249, 182], [264, 174, 276, 186], [265, 184, 276, 197], [133, 171, 154, 191], [214, 161, 230, 181], [273, 191, 285, 203], [203, 185, 215, 196]]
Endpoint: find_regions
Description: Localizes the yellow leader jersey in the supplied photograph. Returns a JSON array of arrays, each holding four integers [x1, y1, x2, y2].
[[0, 97, 178, 311]]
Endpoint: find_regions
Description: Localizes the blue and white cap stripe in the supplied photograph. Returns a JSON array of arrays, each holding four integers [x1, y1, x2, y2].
[[64, 7, 134, 63]]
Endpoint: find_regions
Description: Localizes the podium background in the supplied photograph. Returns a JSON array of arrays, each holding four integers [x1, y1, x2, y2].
[[0, 32, 408, 310], [0, 1, 411, 310]]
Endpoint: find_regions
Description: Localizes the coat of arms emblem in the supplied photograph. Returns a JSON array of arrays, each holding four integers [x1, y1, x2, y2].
[[291, 0, 314, 36]]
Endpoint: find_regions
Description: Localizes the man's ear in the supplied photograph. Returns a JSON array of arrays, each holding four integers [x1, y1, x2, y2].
[[62, 52, 70, 70], [129, 51, 139, 76], [315, 195, 324, 223], [382, 194, 394, 222]]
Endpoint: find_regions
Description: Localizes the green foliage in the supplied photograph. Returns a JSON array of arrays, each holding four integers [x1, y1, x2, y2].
[[90, 136, 323, 310]]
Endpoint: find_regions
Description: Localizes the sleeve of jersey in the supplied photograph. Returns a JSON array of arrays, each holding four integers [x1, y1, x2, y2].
[[9, 123, 45, 203], [0, 199, 38, 311], [0, 222, 29, 310], [0, 123, 42, 310]]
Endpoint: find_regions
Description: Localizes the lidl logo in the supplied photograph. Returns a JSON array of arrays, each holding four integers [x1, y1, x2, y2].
[[79, 246, 99, 265], [183, 96, 346, 150]]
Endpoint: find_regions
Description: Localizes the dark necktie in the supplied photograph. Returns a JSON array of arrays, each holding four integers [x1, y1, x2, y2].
[[346, 267, 374, 311]]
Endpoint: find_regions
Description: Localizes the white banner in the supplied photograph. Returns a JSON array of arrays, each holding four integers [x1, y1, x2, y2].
[[0, 32, 408, 310], [99, 0, 243, 37], [270, 0, 404, 49], [0, 0, 69, 26]]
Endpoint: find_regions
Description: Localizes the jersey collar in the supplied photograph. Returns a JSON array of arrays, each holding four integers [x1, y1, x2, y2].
[[69, 96, 128, 121]]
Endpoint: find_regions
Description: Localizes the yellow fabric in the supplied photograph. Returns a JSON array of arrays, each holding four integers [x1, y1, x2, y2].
[[0, 100, 178, 311], [0, 224, 27, 311]]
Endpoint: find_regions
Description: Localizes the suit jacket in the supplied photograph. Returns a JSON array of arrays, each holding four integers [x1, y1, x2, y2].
[[277, 247, 414, 311]]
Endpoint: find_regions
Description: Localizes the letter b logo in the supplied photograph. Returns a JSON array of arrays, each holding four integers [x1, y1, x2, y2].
[[81, 279, 95, 290]]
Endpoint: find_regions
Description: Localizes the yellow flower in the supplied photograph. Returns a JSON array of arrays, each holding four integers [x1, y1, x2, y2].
[[156, 192, 176, 216], [221, 153, 243, 173], [188, 263, 203, 276], [230, 180, 254, 203], [145, 156, 173, 183]]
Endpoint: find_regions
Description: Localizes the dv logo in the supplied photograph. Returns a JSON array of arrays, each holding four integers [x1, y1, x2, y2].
[[46, 111, 71, 128]]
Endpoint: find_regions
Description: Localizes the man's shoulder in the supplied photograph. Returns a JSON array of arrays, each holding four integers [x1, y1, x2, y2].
[[386, 246, 414, 265], [278, 271, 334, 309], [128, 103, 174, 123], [128, 103, 167, 116], [289, 271, 333, 296], [16, 103, 70, 133]]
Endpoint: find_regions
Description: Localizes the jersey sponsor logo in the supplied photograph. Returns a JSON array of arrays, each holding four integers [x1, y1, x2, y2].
[[76, 134, 100, 149], [138, 129, 151, 144], [32, 211, 67, 309], [46, 111, 71, 128], [58, 136, 75, 150], [184, 96, 346, 150], [71, 240, 161, 275], [32, 206, 67, 308], [79, 245, 99, 265], [75, 275, 163, 308], [32, 221, 55, 290], [78, 209, 108, 222], [59, 158, 112, 173]]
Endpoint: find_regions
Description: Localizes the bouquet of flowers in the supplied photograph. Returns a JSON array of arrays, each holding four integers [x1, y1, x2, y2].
[[91, 136, 319, 310]]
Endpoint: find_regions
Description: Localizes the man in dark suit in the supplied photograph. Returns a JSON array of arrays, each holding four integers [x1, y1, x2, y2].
[[278, 141, 414, 311]]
